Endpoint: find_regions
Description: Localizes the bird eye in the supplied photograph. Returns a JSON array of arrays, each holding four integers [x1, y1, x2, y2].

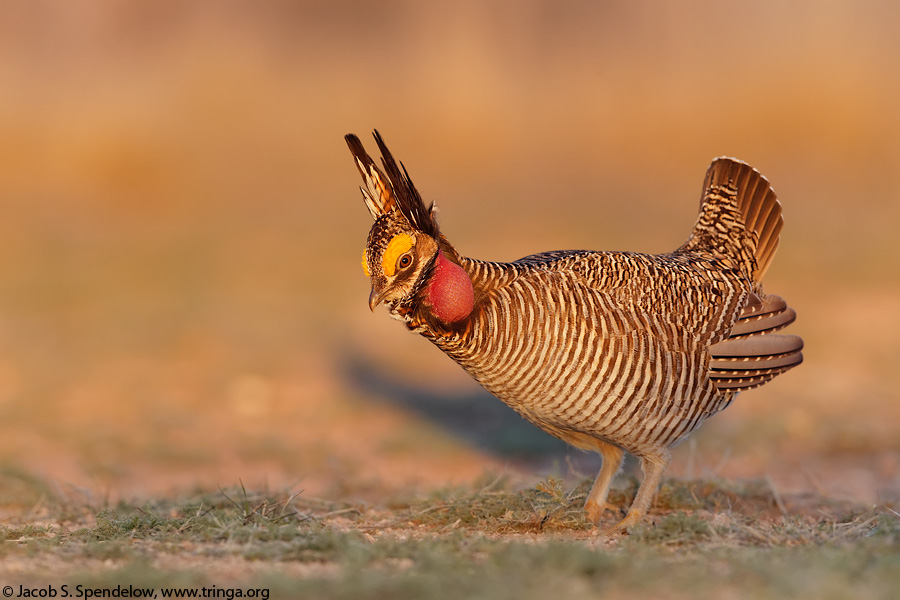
[[398, 253, 412, 270]]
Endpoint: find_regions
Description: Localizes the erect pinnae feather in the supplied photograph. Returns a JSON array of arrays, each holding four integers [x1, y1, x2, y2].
[[372, 131, 440, 238], [345, 133, 397, 219]]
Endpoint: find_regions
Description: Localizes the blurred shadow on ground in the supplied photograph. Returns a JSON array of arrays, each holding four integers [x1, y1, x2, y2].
[[341, 352, 575, 462]]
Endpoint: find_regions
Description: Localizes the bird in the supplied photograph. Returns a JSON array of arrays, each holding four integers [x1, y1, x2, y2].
[[345, 130, 803, 533]]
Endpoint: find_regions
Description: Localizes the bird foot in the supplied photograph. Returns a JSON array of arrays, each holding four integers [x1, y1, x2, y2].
[[584, 501, 622, 525], [599, 509, 644, 537]]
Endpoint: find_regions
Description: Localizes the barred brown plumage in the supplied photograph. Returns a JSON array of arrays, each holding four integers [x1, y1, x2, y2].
[[346, 130, 803, 533]]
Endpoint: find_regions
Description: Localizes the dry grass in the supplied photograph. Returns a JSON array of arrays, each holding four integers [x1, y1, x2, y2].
[[0, 470, 897, 599]]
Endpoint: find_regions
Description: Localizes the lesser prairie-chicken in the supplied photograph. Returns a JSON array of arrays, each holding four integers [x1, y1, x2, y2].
[[346, 131, 802, 533]]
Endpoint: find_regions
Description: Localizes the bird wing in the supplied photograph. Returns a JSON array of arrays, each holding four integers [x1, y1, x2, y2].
[[562, 251, 749, 352]]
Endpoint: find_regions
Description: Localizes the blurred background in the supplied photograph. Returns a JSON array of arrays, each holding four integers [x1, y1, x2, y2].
[[0, 0, 897, 509]]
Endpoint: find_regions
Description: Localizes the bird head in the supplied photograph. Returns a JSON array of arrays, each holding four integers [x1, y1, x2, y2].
[[346, 131, 473, 323], [361, 214, 439, 312]]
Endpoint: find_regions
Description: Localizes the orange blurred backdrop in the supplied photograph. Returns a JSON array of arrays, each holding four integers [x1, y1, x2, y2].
[[0, 1, 897, 507]]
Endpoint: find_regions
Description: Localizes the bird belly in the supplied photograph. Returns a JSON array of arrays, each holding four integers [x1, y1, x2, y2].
[[440, 289, 729, 454]]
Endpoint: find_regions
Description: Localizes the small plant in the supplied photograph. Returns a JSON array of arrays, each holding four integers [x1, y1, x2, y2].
[[0, 472, 896, 600]]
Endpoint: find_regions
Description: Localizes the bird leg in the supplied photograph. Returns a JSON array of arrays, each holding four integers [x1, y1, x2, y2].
[[584, 440, 625, 524], [603, 449, 671, 535]]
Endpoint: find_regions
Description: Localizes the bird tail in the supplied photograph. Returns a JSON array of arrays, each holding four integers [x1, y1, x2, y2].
[[708, 293, 803, 390], [681, 157, 783, 283]]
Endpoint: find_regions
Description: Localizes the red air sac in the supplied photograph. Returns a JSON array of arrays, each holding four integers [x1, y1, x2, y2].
[[428, 251, 474, 323]]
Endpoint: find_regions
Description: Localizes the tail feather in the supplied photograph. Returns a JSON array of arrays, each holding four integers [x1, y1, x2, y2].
[[712, 158, 783, 281], [710, 372, 787, 391], [708, 293, 803, 392], [709, 339, 803, 391], [710, 334, 803, 360], [753, 200, 783, 280], [727, 293, 796, 337], [683, 157, 784, 282]]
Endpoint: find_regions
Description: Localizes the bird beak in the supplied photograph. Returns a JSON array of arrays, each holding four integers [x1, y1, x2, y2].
[[368, 281, 389, 311]]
